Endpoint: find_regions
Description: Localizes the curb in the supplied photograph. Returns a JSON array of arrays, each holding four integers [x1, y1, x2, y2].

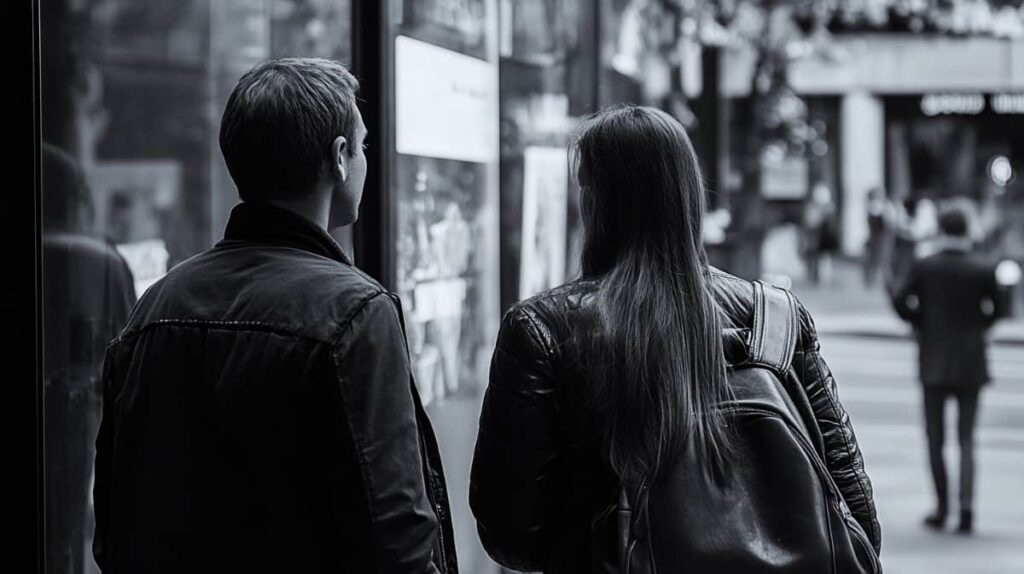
[[817, 326, 1024, 347]]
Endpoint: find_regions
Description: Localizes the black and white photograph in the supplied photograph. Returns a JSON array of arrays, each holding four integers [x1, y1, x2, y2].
[[28, 1, 1024, 573]]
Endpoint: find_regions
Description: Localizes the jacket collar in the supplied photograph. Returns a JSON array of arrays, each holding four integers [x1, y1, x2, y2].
[[219, 201, 351, 265], [934, 235, 974, 255]]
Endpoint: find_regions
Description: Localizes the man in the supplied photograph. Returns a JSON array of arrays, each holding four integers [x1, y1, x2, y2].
[[894, 205, 1007, 534], [93, 59, 457, 573]]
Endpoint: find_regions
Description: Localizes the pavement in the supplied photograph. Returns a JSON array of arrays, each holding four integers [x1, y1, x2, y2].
[[817, 333, 1024, 573], [778, 234, 1024, 572]]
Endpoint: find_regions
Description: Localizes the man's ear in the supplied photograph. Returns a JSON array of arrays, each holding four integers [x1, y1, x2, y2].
[[333, 135, 348, 182]]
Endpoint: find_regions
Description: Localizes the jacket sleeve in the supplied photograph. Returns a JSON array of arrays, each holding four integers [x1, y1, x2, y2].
[[985, 263, 1008, 327], [331, 292, 441, 574], [470, 305, 560, 572], [792, 299, 883, 554]]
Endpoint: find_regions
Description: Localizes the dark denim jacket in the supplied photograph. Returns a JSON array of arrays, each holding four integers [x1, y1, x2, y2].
[[93, 202, 457, 574]]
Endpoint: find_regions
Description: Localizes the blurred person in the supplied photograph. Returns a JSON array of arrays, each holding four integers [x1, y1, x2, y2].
[[887, 196, 938, 294], [41, 143, 137, 574], [470, 105, 880, 573], [863, 186, 894, 287], [887, 198, 917, 291], [802, 182, 840, 285], [911, 197, 940, 258], [975, 187, 1005, 254], [92, 59, 456, 573], [893, 205, 1009, 534]]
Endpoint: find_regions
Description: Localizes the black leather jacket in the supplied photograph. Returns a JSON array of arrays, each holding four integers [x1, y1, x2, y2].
[[93, 202, 457, 574], [470, 268, 881, 573]]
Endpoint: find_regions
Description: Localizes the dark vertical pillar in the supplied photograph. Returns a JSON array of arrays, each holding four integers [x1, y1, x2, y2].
[[693, 46, 722, 204], [352, 0, 395, 289]]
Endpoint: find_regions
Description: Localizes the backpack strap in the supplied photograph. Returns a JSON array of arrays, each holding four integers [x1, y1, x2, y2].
[[750, 280, 799, 374]]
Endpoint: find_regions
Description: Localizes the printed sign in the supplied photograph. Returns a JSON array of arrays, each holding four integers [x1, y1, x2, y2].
[[395, 35, 498, 162]]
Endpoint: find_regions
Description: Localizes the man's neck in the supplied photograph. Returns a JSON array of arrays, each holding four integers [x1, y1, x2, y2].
[[935, 235, 973, 253], [265, 196, 329, 230]]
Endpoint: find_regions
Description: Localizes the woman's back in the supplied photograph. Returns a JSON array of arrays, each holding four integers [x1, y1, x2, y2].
[[470, 269, 881, 572]]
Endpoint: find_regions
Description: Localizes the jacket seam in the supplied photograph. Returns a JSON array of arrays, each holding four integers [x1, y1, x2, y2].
[[328, 290, 391, 347], [109, 318, 324, 348], [327, 293, 393, 568]]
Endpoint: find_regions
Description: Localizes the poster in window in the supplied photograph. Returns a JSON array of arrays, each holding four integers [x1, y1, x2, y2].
[[395, 35, 498, 163], [519, 146, 568, 299]]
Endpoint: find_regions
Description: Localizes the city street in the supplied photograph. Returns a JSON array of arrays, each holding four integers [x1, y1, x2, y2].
[[787, 252, 1024, 573], [818, 333, 1024, 573]]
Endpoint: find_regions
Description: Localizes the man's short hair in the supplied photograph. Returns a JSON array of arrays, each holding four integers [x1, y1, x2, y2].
[[937, 205, 969, 238], [219, 58, 360, 201]]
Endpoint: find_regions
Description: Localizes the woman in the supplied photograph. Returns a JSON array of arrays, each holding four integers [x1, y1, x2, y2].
[[470, 105, 880, 572]]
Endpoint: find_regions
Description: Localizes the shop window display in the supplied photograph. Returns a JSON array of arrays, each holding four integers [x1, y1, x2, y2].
[[389, 0, 501, 570], [498, 0, 593, 311], [395, 157, 488, 407], [886, 95, 1024, 261]]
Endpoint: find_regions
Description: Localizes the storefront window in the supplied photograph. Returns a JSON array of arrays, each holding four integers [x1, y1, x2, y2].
[[39, 2, 351, 572], [886, 94, 1024, 261], [498, 0, 590, 310], [388, 1, 501, 571]]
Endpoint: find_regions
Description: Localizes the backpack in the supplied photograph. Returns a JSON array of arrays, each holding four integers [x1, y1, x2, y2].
[[592, 281, 881, 574]]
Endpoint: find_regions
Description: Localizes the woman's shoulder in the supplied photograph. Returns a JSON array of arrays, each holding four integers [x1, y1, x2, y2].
[[708, 268, 817, 342], [708, 267, 756, 328], [500, 279, 601, 359], [509, 278, 600, 317]]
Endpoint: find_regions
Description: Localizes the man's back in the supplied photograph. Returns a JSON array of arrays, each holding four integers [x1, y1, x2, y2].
[[93, 202, 454, 573], [914, 252, 996, 333], [896, 249, 1000, 387]]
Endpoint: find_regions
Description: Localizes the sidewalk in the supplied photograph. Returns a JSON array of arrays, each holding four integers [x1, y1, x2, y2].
[[809, 312, 1024, 345]]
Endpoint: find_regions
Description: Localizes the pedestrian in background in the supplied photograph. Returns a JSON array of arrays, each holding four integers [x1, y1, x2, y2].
[[863, 186, 894, 287], [802, 182, 840, 285], [893, 204, 1010, 534]]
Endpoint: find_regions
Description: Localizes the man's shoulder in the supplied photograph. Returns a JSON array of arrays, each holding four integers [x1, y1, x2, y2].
[[121, 246, 394, 344], [917, 251, 991, 275], [189, 241, 387, 293]]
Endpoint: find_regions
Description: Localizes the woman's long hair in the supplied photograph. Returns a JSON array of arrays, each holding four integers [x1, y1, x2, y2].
[[573, 104, 731, 483]]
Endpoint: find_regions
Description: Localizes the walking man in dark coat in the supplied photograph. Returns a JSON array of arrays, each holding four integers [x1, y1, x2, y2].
[[893, 205, 1008, 534]]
